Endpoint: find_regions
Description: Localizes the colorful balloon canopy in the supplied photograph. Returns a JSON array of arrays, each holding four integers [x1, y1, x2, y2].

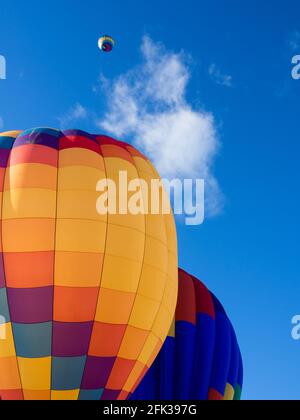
[[132, 269, 243, 401], [98, 35, 115, 52], [0, 128, 178, 400]]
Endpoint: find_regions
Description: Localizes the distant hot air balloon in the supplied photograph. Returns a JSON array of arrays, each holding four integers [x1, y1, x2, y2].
[[98, 35, 115, 53], [0, 128, 178, 400], [132, 269, 243, 401]]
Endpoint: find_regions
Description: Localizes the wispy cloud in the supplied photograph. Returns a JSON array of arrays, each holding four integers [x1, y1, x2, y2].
[[0, 116, 4, 130], [97, 36, 223, 216], [289, 30, 300, 51], [58, 103, 88, 128], [209, 63, 233, 87]]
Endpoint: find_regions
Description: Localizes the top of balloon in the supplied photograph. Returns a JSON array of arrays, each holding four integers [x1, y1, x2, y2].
[[98, 35, 115, 53]]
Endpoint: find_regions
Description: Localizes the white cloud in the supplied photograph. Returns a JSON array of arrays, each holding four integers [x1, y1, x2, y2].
[[290, 31, 300, 51], [58, 103, 88, 128], [209, 63, 233, 87], [0, 116, 4, 130], [97, 36, 223, 216]]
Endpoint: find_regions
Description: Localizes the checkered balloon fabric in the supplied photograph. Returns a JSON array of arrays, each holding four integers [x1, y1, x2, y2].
[[0, 128, 178, 400]]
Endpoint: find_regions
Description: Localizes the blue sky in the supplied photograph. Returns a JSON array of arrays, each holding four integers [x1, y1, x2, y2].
[[1, 0, 300, 400]]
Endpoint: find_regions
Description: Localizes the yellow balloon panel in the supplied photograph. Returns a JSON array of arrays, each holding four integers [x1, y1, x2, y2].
[[51, 390, 80, 401], [0, 324, 16, 358], [3, 164, 57, 190], [55, 219, 107, 253], [54, 251, 104, 287], [137, 265, 167, 302], [100, 254, 143, 293], [129, 295, 161, 331], [18, 357, 51, 391], [58, 166, 105, 192], [2, 189, 57, 219]]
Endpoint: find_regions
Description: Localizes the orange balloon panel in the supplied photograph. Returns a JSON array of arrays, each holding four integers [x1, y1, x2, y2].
[[0, 128, 178, 400]]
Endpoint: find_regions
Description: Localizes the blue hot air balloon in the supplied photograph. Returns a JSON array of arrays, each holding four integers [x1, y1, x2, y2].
[[131, 269, 243, 401]]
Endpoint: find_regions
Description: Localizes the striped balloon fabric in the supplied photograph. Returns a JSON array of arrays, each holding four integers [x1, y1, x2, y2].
[[0, 128, 178, 400], [132, 269, 243, 400]]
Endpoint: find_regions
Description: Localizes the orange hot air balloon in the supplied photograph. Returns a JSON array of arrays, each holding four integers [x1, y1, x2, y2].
[[0, 128, 178, 400]]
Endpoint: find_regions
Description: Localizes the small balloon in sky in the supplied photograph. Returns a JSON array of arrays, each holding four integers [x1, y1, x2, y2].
[[98, 35, 115, 53]]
